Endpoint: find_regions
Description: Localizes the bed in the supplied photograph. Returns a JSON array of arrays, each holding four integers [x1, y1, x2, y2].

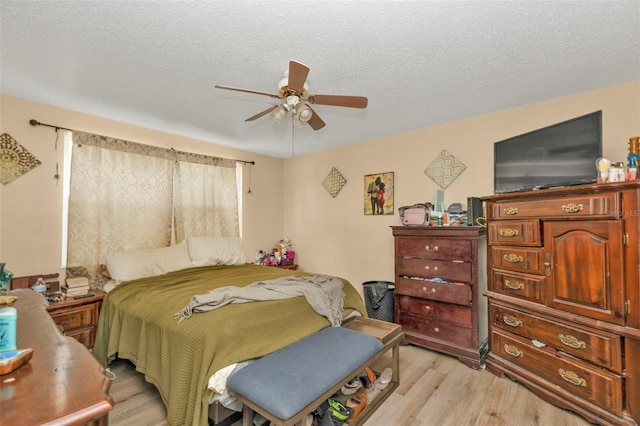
[[93, 262, 366, 426]]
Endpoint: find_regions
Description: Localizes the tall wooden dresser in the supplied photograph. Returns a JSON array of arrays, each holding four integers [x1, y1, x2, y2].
[[391, 226, 488, 369], [482, 182, 640, 425]]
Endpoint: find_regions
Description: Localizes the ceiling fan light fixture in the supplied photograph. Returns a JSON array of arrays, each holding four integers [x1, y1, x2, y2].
[[271, 103, 290, 124], [286, 95, 300, 108], [295, 102, 312, 122], [292, 114, 305, 128]]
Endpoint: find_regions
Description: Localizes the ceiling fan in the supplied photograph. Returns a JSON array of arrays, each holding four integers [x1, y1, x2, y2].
[[215, 60, 368, 130]]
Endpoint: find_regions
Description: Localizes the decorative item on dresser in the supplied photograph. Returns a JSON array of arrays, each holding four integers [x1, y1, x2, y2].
[[481, 181, 640, 426], [390, 226, 488, 369]]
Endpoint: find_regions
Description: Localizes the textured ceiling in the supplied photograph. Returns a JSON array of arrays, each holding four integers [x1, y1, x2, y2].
[[1, 1, 639, 159]]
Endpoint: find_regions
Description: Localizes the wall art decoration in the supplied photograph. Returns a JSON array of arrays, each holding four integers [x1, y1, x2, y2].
[[0, 133, 42, 185], [322, 167, 347, 198], [364, 171, 394, 215], [424, 149, 467, 189]]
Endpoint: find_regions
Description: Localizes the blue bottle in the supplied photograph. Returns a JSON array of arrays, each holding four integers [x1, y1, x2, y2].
[[0, 307, 17, 352]]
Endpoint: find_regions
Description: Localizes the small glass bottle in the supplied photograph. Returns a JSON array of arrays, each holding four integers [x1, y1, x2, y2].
[[32, 277, 47, 294], [609, 162, 626, 183], [628, 136, 640, 180]]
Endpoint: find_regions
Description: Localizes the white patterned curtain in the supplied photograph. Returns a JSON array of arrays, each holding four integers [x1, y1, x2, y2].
[[66, 131, 239, 286], [173, 158, 239, 242]]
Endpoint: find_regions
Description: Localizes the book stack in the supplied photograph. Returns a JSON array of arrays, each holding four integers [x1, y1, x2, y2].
[[63, 277, 90, 297]]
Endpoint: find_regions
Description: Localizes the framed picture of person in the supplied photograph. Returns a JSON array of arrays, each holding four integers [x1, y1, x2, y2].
[[364, 172, 394, 215]]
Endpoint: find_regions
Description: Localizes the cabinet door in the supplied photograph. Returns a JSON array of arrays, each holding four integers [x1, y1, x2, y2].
[[545, 221, 625, 325]]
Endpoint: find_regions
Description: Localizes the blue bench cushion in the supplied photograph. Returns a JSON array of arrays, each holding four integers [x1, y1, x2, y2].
[[227, 326, 384, 421]]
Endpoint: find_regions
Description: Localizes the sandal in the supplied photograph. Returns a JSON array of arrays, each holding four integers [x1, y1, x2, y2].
[[346, 387, 368, 421], [374, 367, 393, 390], [341, 378, 362, 395]]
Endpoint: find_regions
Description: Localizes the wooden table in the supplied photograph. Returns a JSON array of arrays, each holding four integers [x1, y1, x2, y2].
[[0, 289, 113, 425]]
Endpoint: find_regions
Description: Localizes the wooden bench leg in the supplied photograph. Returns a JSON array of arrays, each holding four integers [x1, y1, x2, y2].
[[392, 340, 400, 382], [242, 404, 253, 426]]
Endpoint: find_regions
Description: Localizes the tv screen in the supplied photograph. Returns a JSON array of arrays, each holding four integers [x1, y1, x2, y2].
[[494, 111, 602, 193]]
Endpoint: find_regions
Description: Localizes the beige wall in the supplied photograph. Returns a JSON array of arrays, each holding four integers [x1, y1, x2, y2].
[[283, 81, 640, 296], [2, 82, 639, 294], [0, 94, 285, 278]]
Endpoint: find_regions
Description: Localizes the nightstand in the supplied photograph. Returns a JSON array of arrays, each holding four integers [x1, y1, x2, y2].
[[276, 264, 298, 270], [46, 291, 105, 349]]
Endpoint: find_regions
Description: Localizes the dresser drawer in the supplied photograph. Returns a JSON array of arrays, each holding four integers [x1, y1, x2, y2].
[[491, 329, 623, 414], [64, 326, 97, 349], [400, 311, 472, 348], [396, 238, 472, 261], [491, 270, 545, 304], [489, 303, 622, 373], [491, 246, 544, 274], [488, 219, 541, 246], [397, 295, 472, 327], [395, 277, 471, 305], [397, 256, 472, 282], [490, 193, 620, 220], [49, 303, 98, 331]]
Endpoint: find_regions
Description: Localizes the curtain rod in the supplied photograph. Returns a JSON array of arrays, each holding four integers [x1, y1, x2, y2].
[[28, 119, 255, 165]]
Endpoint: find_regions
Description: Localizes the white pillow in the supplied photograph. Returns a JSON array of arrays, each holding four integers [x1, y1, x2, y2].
[[187, 236, 246, 266], [149, 242, 192, 275], [103, 279, 119, 293], [105, 248, 155, 281]]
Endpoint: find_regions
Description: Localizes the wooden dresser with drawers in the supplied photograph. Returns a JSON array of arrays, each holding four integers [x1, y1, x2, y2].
[[482, 182, 640, 425], [391, 226, 488, 369]]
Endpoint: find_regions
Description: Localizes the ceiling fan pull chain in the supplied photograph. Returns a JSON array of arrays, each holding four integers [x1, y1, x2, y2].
[[291, 119, 295, 158]]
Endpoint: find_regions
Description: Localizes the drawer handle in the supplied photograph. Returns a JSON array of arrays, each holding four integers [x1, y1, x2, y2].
[[503, 254, 524, 263], [424, 305, 431, 311], [561, 203, 584, 214], [503, 315, 523, 327], [504, 279, 524, 290], [425, 245, 438, 252], [424, 265, 438, 272], [503, 207, 519, 215], [434, 327, 440, 333], [504, 344, 523, 357], [499, 228, 520, 237], [559, 334, 586, 349], [422, 287, 437, 294], [559, 369, 587, 387], [544, 253, 551, 276]]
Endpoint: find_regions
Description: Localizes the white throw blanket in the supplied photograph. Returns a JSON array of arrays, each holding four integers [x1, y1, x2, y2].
[[174, 274, 345, 326]]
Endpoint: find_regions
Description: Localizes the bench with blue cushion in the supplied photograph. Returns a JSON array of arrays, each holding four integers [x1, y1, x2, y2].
[[227, 317, 402, 426]]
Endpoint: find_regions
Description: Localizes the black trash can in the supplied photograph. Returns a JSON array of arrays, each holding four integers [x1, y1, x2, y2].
[[362, 281, 395, 322]]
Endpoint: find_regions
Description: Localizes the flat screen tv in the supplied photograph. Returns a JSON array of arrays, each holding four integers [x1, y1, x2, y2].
[[494, 111, 602, 193]]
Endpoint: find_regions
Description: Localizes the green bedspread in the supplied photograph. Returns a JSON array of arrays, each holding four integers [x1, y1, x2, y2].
[[93, 264, 366, 426]]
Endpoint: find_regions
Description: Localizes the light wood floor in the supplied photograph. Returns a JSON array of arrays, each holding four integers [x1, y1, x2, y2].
[[106, 344, 593, 426]]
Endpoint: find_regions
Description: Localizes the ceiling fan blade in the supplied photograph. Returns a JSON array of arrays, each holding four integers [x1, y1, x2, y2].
[[309, 94, 368, 109], [215, 85, 282, 99], [288, 61, 310, 93], [245, 105, 279, 122], [307, 106, 326, 130]]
